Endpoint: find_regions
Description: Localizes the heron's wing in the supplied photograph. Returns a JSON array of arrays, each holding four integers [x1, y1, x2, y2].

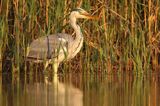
[[27, 34, 73, 60]]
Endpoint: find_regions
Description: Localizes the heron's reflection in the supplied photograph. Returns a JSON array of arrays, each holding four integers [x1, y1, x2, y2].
[[2, 71, 83, 106]]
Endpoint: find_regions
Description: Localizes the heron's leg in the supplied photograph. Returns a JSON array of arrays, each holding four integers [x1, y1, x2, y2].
[[44, 62, 49, 70], [53, 72, 58, 83], [53, 63, 59, 74]]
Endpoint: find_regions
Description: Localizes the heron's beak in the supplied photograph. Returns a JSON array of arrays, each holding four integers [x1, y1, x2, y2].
[[81, 12, 98, 20]]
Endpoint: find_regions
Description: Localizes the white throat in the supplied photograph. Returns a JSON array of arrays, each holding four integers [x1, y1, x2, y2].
[[69, 14, 83, 38]]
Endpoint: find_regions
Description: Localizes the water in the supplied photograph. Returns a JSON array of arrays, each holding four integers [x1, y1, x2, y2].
[[0, 72, 160, 106]]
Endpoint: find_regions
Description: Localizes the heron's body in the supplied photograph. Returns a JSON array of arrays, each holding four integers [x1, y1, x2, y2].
[[26, 8, 95, 73]]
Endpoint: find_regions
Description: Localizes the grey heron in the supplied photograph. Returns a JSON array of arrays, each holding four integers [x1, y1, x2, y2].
[[26, 8, 96, 73]]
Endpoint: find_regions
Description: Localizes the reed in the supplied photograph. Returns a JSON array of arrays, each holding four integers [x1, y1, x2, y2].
[[1, 0, 160, 73]]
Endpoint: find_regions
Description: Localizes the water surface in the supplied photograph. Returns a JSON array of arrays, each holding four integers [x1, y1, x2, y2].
[[0, 72, 160, 106]]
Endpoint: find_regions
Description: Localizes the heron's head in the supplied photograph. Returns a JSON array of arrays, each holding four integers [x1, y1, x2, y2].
[[70, 8, 97, 19]]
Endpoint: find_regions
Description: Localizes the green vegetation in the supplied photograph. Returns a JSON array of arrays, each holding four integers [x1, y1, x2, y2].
[[0, 0, 160, 73]]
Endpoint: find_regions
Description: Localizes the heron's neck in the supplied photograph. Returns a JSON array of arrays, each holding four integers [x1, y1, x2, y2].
[[68, 16, 84, 58], [70, 17, 83, 40]]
